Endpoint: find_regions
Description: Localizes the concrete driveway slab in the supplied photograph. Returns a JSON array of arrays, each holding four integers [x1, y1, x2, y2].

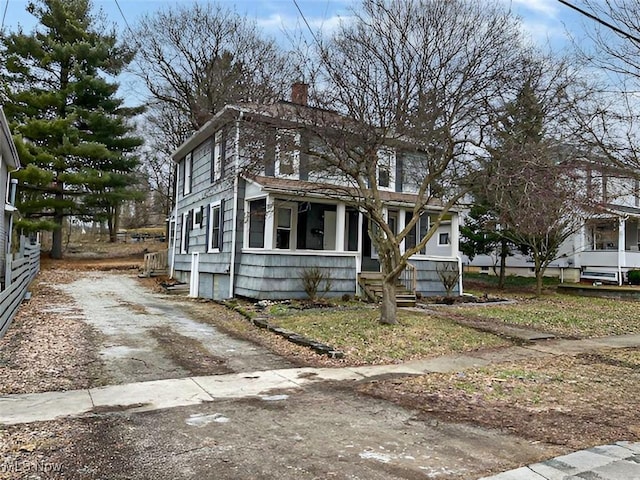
[[0, 389, 93, 424], [89, 377, 213, 412]]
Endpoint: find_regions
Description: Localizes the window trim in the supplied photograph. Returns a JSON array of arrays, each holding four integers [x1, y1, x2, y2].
[[208, 201, 222, 253], [377, 148, 395, 190], [274, 203, 296, 250], [212, 129, 226, 183], [438, 231, 451, 246], [183, 152, 193, 196], [180, 211, 189, 254], [246, 196, 268, 249], [275, 129, 300, 178]]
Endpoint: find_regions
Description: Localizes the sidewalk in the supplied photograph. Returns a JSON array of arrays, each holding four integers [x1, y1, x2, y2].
[[3, 333, 640, 479]]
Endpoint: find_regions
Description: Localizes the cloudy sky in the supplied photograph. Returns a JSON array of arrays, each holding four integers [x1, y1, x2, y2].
[[0, 0, 592, 51]]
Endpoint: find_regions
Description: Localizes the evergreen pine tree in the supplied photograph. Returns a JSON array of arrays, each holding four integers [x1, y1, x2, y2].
[[2, 0, 143, 257]]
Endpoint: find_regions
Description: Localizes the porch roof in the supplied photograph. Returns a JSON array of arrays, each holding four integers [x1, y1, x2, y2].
[[598, 203, 640, 219], [246, 175, 453, 211]]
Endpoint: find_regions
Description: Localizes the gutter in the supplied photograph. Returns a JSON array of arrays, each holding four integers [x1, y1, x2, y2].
[[229, 112, 242, 298]]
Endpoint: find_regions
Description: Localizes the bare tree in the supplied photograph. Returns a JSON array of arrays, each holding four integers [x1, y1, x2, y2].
[[483, 57, 591, 295], [130, 3, 299, 131], [568, 1, 640, 173], [295, 0, 526, 324]]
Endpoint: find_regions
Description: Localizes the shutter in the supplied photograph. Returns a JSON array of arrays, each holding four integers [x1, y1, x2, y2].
[[179, 160, 185, 195], [219, 199, 225, 252], [185, 210, 193, 253], [204, 205, 210, 251], [220, 131, 226, 177], [210, 137, 216, 183]]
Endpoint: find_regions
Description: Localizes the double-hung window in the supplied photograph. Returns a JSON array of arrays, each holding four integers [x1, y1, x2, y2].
[[183, 153, 193, 196], [208, 201, 224, 252], [275, 129, 300, 177], [377, 148, 395, 189]]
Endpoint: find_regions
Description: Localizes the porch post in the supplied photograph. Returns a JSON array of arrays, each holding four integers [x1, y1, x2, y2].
[[335, 203, 346, 252], [265, 196, 274, 250], [398, 210, 406, 254], [450, 211, 460, 258], [618, 216, 626, 286]]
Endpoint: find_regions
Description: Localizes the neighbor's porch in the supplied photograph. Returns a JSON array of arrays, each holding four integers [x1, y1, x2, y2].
[[579, 216, 640, 284]]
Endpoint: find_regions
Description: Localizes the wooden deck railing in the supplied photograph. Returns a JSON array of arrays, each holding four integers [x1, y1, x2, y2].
[[1, 238, 40, 338], [140, 250, 168, 277]]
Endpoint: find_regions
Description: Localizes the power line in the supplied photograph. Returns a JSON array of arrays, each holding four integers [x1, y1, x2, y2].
[[113, 0, 135, 41], [1, 0, 9, 33], [557, 0, 640, 45]]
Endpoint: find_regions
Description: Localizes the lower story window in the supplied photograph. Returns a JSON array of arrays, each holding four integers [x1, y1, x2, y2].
[[248, 199, 266, 248], [276, 207, 292, 249], [438, 232, 450, 246]]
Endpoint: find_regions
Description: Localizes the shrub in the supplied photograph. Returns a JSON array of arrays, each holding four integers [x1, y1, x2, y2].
[[341, 293, 352, 302], [300, 266, 333, 301], [436, 263, 460, 297], [628, 270, 640, 285]]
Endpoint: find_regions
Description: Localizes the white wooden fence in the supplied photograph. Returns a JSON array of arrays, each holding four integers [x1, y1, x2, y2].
[[0, 238, 40, 338]]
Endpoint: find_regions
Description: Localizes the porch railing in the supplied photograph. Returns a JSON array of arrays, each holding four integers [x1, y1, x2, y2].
[[400, 262, 416, 294]]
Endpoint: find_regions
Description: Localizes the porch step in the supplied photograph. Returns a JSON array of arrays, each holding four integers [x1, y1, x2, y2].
[[358, 274, 416, 307]]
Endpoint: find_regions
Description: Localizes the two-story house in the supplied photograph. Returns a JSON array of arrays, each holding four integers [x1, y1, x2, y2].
[[168, 85, 461, 301]]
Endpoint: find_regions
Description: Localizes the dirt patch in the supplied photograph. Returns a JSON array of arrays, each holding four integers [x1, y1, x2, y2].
[[0, 387, 564, 480], [0, 269, 108, 394], [149, 326, 232, 376], [357, 347, 640, 450]]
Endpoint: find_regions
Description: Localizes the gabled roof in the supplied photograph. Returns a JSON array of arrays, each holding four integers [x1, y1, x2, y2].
[[246, 175, 452, 211]]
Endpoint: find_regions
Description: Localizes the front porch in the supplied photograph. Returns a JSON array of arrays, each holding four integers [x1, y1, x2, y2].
[[579, 216, 640, 284]]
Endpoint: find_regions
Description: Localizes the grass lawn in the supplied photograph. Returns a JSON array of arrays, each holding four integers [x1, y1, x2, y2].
[[455, 294, 640, 337], [270, 306, 510, 364]]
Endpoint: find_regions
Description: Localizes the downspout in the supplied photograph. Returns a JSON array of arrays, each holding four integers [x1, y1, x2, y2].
[[169, 161, 180, 279], [229, 112, 242, 298]]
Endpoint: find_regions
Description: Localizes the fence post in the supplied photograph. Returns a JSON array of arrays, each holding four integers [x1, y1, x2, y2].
[[19, 235, 26, 256], [5, 253, 12, 287]]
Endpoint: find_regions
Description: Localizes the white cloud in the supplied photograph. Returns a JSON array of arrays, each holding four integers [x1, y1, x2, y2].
[[505, 0, 559, 18]]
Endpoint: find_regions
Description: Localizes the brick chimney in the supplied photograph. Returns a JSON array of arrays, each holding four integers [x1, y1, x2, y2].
[[291, 82, 309, 106]]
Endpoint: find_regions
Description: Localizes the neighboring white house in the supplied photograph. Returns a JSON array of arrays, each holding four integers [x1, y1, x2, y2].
[[464, 163, 640, 285], [168, 84, 462, 302]]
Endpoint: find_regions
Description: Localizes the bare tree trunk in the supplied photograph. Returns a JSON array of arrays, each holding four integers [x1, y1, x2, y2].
[[51, 189, 64, 259], [534, 257, 543, 296], [109, 204, 119, 243], [498, 238, 508, 289], [380, 278, 398, 325]]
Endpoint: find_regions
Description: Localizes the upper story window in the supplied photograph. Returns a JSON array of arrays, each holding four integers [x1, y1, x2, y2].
[[183, 152, 193, 196], [377, 148, 395, 190], [275, 129, 300, 177], [212, 129, 226, 183]]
